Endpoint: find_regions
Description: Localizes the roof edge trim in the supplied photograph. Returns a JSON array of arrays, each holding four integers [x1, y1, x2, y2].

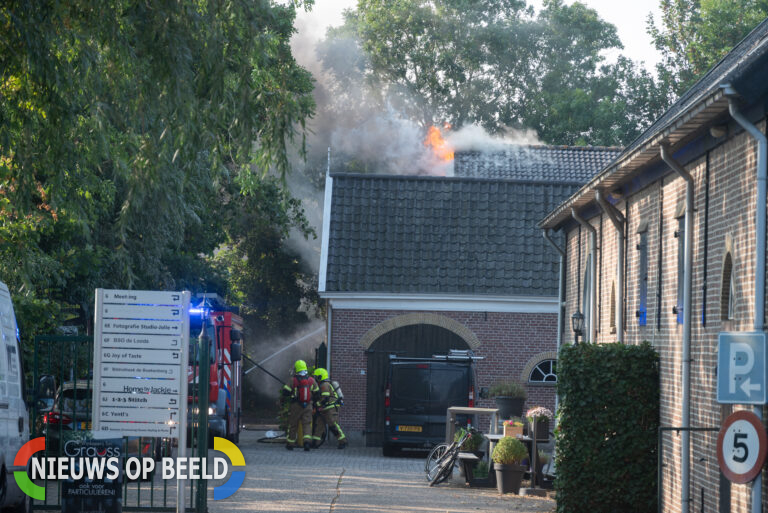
[[318, 173, 333, 293]]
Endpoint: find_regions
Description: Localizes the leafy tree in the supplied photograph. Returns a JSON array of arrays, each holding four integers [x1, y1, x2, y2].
[[321, 0, 667, 147], [648, 0, 768, 98], [520, 0, 666, 145], [349, 0, 534, 131], [0, 0, 316, 342], [215, 178, 317, 334]]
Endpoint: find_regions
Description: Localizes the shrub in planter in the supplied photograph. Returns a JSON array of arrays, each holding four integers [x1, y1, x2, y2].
[[475, 460, 489, 479], [492, 436, 528, 494], [489, 381, 527, 419]]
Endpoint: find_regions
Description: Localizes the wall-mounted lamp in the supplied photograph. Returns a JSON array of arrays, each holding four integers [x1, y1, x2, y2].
[[571, 311, 584, 344], [709, 125, 727, 138]]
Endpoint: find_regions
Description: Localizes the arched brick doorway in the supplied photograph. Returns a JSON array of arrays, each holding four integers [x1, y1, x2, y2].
[[364, 323, 471, 446]]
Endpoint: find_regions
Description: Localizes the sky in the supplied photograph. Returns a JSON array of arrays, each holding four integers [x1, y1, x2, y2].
[[295, 0, 664, 70]]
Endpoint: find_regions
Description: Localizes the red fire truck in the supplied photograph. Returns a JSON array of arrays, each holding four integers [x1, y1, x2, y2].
[[188, 294, 243, 443]]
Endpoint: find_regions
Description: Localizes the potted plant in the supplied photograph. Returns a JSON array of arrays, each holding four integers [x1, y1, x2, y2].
[[525, 406, 554, 441], [492, 436, 528, 494], [524, 406, 554, 490], [474, 460, 490, 479], [455, 427, 485, 476], [503, 418, 524, 438], [536, 450, 551, 488], [489, 381, 527, 419], [455, 427, 485, 455]]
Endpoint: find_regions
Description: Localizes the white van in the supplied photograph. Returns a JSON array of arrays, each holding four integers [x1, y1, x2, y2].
[[0, 282, 31, 512]]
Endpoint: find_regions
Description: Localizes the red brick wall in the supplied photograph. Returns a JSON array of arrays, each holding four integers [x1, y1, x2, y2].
[[329, 309, 557, 436], [560, 120, 767, 513]]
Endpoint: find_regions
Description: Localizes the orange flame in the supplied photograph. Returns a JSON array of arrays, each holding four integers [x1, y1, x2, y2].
[[424, 125, 454, 162]]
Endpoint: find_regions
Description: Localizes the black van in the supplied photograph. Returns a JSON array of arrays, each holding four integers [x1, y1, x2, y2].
[[383, 350, 481, 456]]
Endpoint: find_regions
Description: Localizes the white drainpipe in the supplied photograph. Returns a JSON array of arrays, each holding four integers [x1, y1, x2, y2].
[[571, 209, 597, 343], [543, 229, 566, 349], [595, 190, 625, 343], [543, 229, 566, 415], [722, 83, 767, 513], [660, 143, 694, 513]]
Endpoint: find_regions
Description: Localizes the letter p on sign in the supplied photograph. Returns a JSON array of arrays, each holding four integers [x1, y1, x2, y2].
[[729, 342, 755, 394]]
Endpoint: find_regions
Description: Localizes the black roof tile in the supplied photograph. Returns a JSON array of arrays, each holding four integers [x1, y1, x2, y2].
[[325, 174, 578, 296], [454, 145, 621, 183], [325, 145, 611, 296]]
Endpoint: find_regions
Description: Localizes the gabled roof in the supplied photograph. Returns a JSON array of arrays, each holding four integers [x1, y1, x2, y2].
[[540, 17, 768, 229], [321, 144, 616, 297], [322, 173, 578, 297], [455, 146, 621, 183]]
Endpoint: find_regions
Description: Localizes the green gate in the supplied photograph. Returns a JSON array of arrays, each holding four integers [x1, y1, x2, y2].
[[30, 334, 211, 512]]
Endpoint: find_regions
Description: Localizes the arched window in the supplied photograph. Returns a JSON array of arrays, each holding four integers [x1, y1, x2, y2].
[[529, 359, 557, 383], [722, 253, 734, 321]]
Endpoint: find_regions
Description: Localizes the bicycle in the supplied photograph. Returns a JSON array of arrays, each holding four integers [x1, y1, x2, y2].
[[425, 427, 478, 486]]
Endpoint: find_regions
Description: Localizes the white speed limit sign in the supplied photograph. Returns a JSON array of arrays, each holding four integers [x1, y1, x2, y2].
[[717, 410, 768, 483]]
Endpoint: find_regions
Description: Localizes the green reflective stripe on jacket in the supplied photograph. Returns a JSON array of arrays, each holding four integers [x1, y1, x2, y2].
[[316, 380, 338, 409]]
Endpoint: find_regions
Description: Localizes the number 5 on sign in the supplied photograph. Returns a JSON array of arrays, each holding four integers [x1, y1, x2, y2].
[[717, 411, 768, 484]]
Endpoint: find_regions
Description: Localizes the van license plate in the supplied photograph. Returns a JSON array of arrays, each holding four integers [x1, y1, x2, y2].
[[79, 422, 91, 430], [396, 425, 422, 432]]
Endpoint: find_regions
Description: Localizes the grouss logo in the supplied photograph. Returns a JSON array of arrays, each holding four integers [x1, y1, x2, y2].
[[212, 437, 245, 500], [13, 437, 245, 501], [14, 437, 45, 500]]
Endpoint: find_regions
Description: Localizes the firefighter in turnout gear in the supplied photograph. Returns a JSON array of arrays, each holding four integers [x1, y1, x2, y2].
[[282, 360, 319, 451], [312, 368, 347, 449]]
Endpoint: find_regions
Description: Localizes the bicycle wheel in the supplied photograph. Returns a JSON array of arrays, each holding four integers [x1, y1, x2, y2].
[[429, 452, 458, 486], [425, 443, 450, 481]]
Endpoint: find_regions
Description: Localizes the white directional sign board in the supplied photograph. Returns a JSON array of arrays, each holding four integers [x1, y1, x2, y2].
[[717, 332, 768, 405], [93, 289, 190, 438]]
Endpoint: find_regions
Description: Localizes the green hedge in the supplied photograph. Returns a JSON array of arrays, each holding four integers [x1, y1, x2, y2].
[[556, 342, 659, 513]]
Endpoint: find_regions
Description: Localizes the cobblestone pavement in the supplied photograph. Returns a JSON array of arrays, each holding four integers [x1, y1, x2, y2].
[[208, 430, 556, 513]]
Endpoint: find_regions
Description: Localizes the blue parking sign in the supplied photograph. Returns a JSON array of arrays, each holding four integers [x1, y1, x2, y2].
[[717, 332, 768, 404]]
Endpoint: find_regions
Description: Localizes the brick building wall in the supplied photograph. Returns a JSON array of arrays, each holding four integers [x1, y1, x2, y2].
[[329, 308, 558, 438], [559, 121, 768, 513]]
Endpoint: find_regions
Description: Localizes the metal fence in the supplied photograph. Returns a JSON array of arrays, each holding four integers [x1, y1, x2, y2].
[[31, 335, 210, 512]]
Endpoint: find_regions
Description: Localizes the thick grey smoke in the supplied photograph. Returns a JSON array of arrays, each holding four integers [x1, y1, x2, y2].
[[243, 319, 326, 413], [448, 124, 542, 152], [285, 12, 546, 274]]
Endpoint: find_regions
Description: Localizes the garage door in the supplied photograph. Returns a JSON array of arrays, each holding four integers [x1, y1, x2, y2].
[[365, 324, 469, 446]]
